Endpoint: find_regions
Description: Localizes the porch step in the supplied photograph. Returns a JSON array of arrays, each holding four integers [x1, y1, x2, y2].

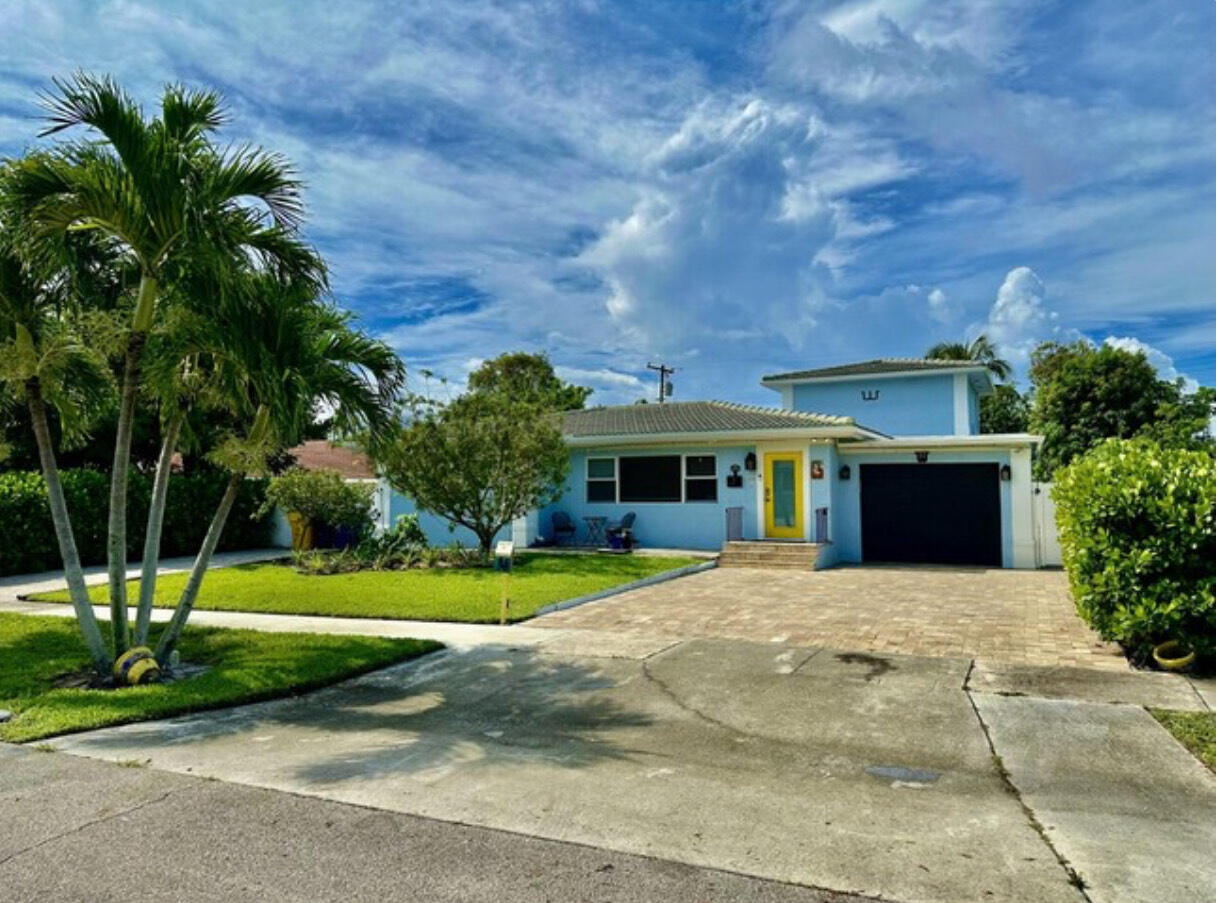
[[718, 541, 825, 570]]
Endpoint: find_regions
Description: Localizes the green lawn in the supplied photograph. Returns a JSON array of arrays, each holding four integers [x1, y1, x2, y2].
[[31, 553, 703, 623], [0, 613, 440, 743], [1150, 708, 1216, 770]]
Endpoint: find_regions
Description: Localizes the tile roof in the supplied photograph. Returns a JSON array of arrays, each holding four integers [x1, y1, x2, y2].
[[286, 440, 377, 479], [562, 400, 854, 438], [762, 358, 988, 382]]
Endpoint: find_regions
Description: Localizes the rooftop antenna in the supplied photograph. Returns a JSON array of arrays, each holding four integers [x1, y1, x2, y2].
[[647, 362, 675, 403]]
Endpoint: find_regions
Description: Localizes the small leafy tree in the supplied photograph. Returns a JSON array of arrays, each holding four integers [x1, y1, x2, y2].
[[262, 468, 374, 532], [1053, 438, 1215, 664], [980, 384, 1029, 434], [1029, 341, 1213, 479], [381, 393, 569, 557], [467, 352, 592, 410]]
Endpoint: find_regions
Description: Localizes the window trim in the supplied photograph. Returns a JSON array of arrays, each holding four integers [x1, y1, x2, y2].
[[586, 456, 618, 503], [682, 453, 718, 503], [585, 453, 721, 504]]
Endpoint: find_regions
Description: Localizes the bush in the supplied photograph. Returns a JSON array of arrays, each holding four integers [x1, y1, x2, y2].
[[1053, 438, 1215, 664], [262, 468, 374, 538], [0, 468, 273, 576]]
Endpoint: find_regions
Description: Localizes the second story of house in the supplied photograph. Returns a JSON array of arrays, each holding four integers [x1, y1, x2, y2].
[[760, 359, 995, 437]]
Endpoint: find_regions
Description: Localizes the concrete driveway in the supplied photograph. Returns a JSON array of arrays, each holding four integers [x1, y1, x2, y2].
[[46, 633, 1214, 903], [536, 565, 1129, 671]]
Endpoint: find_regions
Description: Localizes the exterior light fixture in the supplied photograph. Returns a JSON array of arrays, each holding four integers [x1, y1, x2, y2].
[[915, 451, 929, 463], [838, 464, 851, 480], [999, 464, 1012, 481], [744, 452, 757, 471]]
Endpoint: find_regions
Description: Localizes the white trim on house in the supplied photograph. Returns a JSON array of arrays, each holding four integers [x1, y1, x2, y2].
[[1008, 445, 1036, 568], [761, 365, 991, 388], [565, 425, 887, 448], [843, 433, 1042, 452], [953, 372, 969, 436]]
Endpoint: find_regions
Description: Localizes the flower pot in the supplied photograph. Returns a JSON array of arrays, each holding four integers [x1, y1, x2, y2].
[[288, 512, 315, 551], [1153, 640, 1196, 672]]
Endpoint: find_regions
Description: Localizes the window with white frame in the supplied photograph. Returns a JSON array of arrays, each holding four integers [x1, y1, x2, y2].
[[586, 457, 617, 502], [684, 454, 717, 502]]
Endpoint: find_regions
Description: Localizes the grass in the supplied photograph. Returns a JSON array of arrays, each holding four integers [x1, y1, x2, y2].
[[31, 552, 704, 623], [0, 613, 440, 743], [1150, 708, 1216, 770]]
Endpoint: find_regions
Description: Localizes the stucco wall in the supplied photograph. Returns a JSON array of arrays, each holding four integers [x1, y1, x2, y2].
[[831, 448, 1015, 567], [385, 491, 510, 549], [539, 445, 758, 550], [789, 373, 956, 435]]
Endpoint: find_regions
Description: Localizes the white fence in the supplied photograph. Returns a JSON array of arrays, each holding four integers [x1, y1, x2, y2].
[[1032, 482, 1063, 567]]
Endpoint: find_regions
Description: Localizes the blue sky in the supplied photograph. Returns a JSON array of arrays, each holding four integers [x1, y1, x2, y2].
[[2, 0, 1213, 405]]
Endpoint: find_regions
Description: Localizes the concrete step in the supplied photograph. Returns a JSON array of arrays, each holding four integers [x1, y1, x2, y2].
[[718, 541, 825, 570]]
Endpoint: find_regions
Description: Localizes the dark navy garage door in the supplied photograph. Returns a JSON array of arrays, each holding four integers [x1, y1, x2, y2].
[[860, 463, 1001, 566]]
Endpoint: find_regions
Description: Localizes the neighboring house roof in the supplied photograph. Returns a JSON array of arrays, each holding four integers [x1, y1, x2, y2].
[[286, 440, 377, 479], [561, 400, 881, 444], [761, 358, 989, 383]]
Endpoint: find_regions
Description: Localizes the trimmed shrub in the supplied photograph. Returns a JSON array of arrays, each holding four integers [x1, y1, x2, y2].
[[0, 468, 272, 576], [1053, 438, 1215, 664], [261, 468, 375, 542]]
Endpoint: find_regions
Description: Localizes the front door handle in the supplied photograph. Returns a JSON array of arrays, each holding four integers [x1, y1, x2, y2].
[[765, 487, 771, 502]]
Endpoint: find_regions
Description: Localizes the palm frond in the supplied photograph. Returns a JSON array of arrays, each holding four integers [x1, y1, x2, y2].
[[207, 145, 305, 230], [160, 84, 227, 144], [38, 73, 151, 175]]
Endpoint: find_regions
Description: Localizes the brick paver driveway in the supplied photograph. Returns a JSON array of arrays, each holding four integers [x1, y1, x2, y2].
[[536, 565, 1128, 671]]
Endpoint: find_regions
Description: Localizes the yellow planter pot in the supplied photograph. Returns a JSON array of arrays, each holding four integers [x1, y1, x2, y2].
[[288, 512, 315, 551], [1153, 640, 1197, 672]]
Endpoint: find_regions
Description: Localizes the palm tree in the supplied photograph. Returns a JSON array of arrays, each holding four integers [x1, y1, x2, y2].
[[0, 190, 113, 671], [9, 74, 322, 657], [925, 334, 1013, 382], [154, 274, 403, 664]]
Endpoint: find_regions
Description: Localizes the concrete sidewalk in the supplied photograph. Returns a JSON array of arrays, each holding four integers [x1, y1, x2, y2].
[[0, 548, 285, 600], [0, 743, 875, 903]]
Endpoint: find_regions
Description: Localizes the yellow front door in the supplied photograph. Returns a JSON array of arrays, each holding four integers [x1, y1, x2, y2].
[[764, 452, 804, 539]]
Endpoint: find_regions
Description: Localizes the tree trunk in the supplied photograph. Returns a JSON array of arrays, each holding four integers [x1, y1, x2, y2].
[[134, 410, 184, 646], [26, 378, 111, 673], [107, 274, 158, 657], [154, 472, 241, 665]]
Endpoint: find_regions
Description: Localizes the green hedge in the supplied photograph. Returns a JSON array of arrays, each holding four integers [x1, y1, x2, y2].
[[1053, 438, 1215, 664], [0, 469, 272, 577]]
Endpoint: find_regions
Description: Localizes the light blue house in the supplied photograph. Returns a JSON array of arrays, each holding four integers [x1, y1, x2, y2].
[[388, 359, 1045, 568]]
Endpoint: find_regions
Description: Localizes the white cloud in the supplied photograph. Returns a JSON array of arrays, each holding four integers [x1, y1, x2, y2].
[[580, 97, 840, 355], [926, 287, 955, 324], [981, 266, 1079, 365], [1104, 337, 1200, 393]]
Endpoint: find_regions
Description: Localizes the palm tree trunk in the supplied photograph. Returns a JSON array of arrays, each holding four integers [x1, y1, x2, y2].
[[107, 274, 158, 656], [154, 471, 241, 665], [134, 409, 185, 646], [25, 378, 111, 673]]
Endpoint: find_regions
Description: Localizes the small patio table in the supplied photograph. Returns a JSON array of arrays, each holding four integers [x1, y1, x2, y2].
[[582, 515, 608, 547]]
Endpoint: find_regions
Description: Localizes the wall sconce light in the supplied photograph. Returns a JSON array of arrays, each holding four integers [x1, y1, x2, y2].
[[838, 464, 851, 480], [915, 450, 929, 463], [744, 452, 757, 472], [999, 464, 1012, 481]]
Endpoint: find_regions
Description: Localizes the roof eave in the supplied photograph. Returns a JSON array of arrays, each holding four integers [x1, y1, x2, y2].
[[846, 433, 1044, 450], [760, 364, 992, 387], [564, 425, 877, 447]]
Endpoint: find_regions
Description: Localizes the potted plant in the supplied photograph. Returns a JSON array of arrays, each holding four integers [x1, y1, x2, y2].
[[262, 469, 373, 551]]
